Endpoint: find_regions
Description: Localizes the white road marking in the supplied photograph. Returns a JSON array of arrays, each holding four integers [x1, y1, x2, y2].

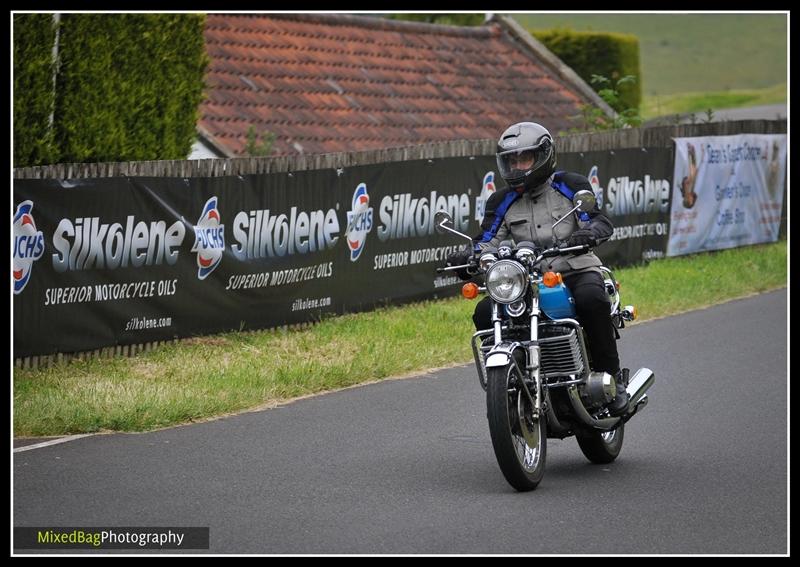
[[13, 434, 95, 453]]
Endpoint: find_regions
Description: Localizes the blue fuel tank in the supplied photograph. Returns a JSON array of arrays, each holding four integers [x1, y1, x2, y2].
[[538, 282, 576, 320]]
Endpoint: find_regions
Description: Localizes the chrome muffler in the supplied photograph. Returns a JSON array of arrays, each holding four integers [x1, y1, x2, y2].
[[627, 367, 654, 406], [622, 367, 655, 422]]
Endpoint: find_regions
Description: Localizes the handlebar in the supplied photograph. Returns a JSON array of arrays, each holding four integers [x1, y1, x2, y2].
[[538, 243, 590, 259], [436, 262, 475, 274], [437, 244, 591, 274]]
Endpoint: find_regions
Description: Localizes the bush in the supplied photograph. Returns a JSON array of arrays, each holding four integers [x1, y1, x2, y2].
[[569, 74, 643, 133], [14, 14, 209, 167], [533, 28, 642, 113]]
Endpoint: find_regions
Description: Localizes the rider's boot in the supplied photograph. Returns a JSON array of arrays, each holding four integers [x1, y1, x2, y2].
[[607, 368, 630, 417]]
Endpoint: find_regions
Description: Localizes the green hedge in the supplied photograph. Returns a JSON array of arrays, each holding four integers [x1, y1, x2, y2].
[[14, 14, 58, 167], [14, 14, 208, 167], [532, 28, 642, 112]]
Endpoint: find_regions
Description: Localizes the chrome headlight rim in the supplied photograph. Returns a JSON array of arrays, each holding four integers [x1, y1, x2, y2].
[[485, 259, 527, 304]]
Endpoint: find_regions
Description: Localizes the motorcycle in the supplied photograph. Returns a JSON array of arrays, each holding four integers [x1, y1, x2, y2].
[[434, 190, 654, 491]]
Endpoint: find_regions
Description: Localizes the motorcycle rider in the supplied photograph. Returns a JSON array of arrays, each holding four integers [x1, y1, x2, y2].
[[447, 121, 629, 416]]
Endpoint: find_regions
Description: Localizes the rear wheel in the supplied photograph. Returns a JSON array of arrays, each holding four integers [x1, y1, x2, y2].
[[576, 423, 624, 464], [486, 360, 547, 491]]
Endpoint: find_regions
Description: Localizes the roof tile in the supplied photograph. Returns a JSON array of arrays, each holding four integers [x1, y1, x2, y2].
[[199, 14, 595, 157]]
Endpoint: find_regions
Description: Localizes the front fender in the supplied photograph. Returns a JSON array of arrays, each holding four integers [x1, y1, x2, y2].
[[485, 352, 511, 368], [485, 342, 521, 368]]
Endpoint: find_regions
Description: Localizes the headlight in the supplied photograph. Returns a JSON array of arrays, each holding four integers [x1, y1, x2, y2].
[[485, 259, 527, 304]]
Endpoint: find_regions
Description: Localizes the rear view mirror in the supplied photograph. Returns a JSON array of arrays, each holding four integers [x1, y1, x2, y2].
[[552, 189, 599, 243], [573, 190, 596, 213], [434, 211, 453, 235], [434, 211, 474, 244]]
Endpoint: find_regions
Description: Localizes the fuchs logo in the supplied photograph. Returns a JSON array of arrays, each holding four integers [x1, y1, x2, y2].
[[13, 201, 45, 294], [474, 171, 497, 222], [588, 165, 604, 210], [191, 197, 225, 280], [345, 183, 373, 262]]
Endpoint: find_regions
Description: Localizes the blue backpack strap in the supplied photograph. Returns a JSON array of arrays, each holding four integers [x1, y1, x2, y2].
[[551, 171, 590, 221], [477, 190, 521, 251]]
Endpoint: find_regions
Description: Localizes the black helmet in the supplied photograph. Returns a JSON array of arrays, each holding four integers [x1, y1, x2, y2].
[[496, 122, 557, 190]]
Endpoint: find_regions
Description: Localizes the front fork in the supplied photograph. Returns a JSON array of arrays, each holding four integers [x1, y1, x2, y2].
[[485, 298, 543, 420], [527, 297, 543, 420]]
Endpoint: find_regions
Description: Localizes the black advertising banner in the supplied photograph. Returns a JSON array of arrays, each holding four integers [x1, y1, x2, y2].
[[13, 150, 676, 358], [13, 157, 500, 357], [557, 148, 674, 266]]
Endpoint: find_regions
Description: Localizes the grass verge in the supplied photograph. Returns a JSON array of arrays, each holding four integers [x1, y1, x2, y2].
[[14, 240, 787, 437], [641, 83, 786, 120]]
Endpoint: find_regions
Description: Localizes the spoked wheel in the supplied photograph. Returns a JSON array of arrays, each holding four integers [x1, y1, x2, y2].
[[486, 360, 547, 491], [576, 422, 624, 464]]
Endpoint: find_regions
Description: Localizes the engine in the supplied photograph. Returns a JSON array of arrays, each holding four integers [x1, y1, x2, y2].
[[580, 371, 617, 408], [538, 322, 616, 408]]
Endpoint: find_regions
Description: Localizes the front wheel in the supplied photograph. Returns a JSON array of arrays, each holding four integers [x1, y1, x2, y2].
[[486, 361, 547, 491], [576, 423, 624, 464]]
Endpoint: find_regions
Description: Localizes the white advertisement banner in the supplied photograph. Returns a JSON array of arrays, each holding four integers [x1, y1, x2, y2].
[[667, 134, 786, 256]]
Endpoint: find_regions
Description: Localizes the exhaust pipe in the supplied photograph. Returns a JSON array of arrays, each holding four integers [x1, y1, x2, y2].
[[622, 367, 654, 422], [566, 367, 655, 430], [626, 367, 654, 407]]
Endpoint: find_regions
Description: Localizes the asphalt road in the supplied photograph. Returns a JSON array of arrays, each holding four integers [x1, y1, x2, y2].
[[13, 289, 788, 554]]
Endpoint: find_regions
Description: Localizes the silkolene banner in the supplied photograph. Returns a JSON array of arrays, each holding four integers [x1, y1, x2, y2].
[[13, 157, 502, 357], [667, 134, 787, 256], [556, 148, 674, 266]]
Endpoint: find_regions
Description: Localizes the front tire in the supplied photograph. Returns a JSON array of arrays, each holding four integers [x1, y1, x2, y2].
[[486, 361, 547, 491], [576, 423, 624, 464]]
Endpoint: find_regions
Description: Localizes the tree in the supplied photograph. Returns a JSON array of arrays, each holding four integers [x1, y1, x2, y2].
[[244, 126, 276, 157]]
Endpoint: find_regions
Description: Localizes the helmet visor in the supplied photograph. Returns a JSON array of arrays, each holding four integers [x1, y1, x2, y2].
[[496, 138, 553, 182]]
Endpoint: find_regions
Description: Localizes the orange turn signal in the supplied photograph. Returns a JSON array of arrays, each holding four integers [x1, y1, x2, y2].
[[542, 271, 562, 288], [462, 282, 479, 300]]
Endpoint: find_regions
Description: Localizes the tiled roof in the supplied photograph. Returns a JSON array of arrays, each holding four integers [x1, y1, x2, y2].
[[199, 14, 596, 157]]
